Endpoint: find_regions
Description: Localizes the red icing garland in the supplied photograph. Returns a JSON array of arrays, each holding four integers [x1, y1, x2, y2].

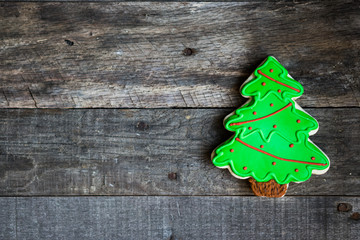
[[235, 138, 327, 166], [257, 70, 301, 93], [230, 103, 292, 126]]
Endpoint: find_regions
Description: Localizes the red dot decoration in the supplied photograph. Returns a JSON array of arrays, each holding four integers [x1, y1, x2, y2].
[[289, 144, 294, 148], [262, 82, 266, 86], [248, 126, 252, 130], [260, 145, 264, 148], [272, 162, 276, 166], [243, 166, 247, 170], [253, 111, 257, 115], [295, 169, 299, 172], [270, 69, 274, 73], [270, 103, 274, 107], [230, 149, 234, 153], [278, 89, 281, 93], [273, 125, 277, 128], [297, 119, 301, 123], [311, 157, 316, 160]]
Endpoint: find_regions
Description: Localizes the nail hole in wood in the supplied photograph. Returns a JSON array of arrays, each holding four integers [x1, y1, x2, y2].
[[136, 121, 149, 131], [183, 48, 194, 56], [350, 212, 360, 220], [168, 172, 177, 180], [337, 203, 352, 212], [65, 39, 74, 46]]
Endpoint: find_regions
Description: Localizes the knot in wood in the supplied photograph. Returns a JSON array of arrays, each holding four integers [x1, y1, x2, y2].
[[337, 203, 352, 212]]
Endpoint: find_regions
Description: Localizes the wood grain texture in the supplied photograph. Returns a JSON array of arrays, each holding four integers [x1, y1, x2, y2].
[[1, 2, 359, 108], [0, 108, 358, 196], [0, 196, 359, 240]]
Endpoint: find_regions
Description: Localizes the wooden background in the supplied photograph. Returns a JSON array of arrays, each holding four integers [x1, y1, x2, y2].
[[0, 1, 359, 239]]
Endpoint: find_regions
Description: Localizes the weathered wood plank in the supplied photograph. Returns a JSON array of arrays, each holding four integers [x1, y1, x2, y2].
[[1, 196, 359, 240], [0, 198, 16, 240], [0, 108, 358, 196], [1, 2, 359, 108]]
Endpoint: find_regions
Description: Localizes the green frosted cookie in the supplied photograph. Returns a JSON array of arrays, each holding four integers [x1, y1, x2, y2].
[[212, 56, 330, 195]]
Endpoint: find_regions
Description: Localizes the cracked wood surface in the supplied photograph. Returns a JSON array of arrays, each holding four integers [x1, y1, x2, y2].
[[1, 196, 359, 240], [1, 2, 360, 108], [0, 108, 358, 196]]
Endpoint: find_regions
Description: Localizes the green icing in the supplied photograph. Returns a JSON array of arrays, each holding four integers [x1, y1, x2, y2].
[[212, 56, 330, 184]]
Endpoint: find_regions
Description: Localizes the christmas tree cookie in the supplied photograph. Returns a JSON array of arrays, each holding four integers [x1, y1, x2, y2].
[[211, 56, 330, 197]]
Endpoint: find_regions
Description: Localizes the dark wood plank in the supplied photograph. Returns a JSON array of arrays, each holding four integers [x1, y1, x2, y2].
[[1, 196, 359, 240], [0, 108, 358, 196], [1, 2, 359, 108]]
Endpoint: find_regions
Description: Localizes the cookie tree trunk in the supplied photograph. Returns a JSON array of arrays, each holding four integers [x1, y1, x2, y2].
[[248, 178, 288, 198]]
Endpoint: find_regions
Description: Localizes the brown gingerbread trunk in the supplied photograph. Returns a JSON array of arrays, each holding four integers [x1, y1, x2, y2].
[[248, 178, 288, 197]]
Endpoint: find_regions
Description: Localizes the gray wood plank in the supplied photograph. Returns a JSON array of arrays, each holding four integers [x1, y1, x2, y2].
[[0, 198, 16, 240], [0, 196, 359, 240], [1, 2, 359, 108], [0, 108, 358, 196]]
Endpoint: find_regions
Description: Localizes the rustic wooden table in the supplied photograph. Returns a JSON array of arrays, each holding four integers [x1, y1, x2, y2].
[[0, 1, 359, 239]]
